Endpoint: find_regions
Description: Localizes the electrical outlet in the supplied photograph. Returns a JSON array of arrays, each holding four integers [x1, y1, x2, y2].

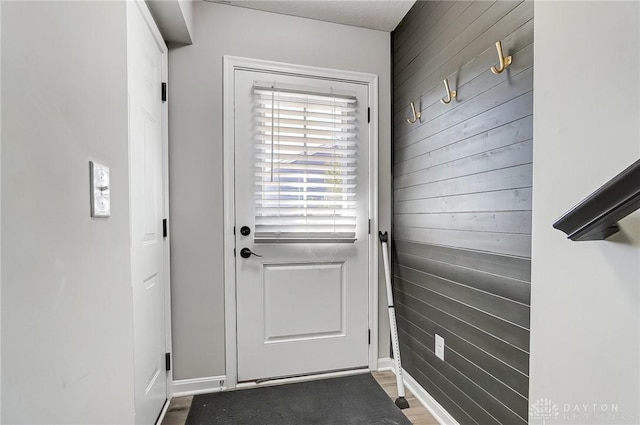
[[435, 334, 445, 360]]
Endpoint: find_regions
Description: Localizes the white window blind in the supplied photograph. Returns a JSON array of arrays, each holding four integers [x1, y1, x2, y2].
[[253, 83, 359, 243]]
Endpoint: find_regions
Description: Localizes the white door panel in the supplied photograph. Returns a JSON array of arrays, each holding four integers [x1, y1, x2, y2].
[[234, 69, 370, 382], [129, 2, 167, 423], [263, 262, 344, 342]]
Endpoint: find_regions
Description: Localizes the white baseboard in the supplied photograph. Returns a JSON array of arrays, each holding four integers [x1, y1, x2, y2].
[[172, 375, 227, 397], [377, 357, 394, 371], [382, 360, 458, 425], [401, 368, 460, 425]]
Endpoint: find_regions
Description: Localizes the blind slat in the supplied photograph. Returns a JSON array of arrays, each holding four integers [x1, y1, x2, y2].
[[256, 145, 357, 155], [256, 191, 357, 198], [256, 126, 356, 139], [255, 100, 356, 114], [255, 172, 356, 180], [256, 135, 356, 146], [255, 163, 356, 172], [255, 182, 356, 189], [256, 199, 357, 207], [256, 217, 357, 225], [255, 153, 356, 163], [256, 224, 356, 232], [255, 117, 357, 130], [254, 88, 356, 103], [256, 207, 357, 215], [254, 107, 357, 122]]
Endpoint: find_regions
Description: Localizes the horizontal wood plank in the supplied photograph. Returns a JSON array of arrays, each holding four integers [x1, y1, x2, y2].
[[394, 249, 531, 304], [394, 114, 533, 175], [395, 301, 529, 397], [398, 356, 481, 425], [394, 92, 533, 161], [397, 315, 529, 422], [394, 1, 458, 64], [399, 329, 528, 425], [392, 2, 533, 423], [394, 228, 531, 258], [395, 1, 524, 89], [394, 140, 533, 190], [393, 240, 531, 282], [394, 17, 534, 118], [396, 68, 533, 151], [395, 277, 530, 350], [400, 337, 503, 425], [394, 263, 530, 327], [394, 187, 533, 214], [395, 39, 533, 137], [395, 2, 533, 102], [394, 163, 533, 202], [394, 211, 532, 235], [391, 0, 431, 49], [395, 1, 487, 75], [394, 290, 530, 375]]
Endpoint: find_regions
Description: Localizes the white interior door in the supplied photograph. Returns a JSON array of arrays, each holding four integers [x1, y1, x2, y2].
[[234, 69, 370, 382], [128, 2, 168, 423]]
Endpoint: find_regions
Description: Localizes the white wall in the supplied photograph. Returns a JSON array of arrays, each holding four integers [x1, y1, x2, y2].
[[1, 2, 135, 423], [168, 1, 391, 380], [531, 2, 640, 424]]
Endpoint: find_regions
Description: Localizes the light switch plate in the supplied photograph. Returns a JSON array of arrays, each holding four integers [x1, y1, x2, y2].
[[90, 161, 110, 217], [435, 334, 445, 361]]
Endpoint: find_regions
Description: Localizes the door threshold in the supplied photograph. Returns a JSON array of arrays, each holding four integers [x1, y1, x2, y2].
[[236, 367, 370, 390]]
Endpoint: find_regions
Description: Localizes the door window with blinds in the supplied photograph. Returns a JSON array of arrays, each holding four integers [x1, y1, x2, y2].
[[253, 82, 359, 243]]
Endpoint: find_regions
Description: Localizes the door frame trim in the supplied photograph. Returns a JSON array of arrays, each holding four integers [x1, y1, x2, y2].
[[222, 55, 379, 389]]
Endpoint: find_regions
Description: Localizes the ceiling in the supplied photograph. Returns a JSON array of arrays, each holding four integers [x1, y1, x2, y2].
[[208, 0, 416, 32]]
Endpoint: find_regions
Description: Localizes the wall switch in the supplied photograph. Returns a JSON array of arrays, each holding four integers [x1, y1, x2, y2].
[[435, 334, 445, 360], [90, 161, 111, 217]]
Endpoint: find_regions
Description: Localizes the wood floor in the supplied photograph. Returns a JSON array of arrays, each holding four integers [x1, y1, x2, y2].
[[160, 370, 438, 425], [371, 371, 439, 425]]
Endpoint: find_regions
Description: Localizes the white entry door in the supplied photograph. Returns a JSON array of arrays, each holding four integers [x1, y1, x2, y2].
[[234, 69, 370, 382], [128, 2, 168, 424]]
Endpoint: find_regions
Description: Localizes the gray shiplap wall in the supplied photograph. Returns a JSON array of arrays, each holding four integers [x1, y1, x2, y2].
[[391, 2, 533, 424]]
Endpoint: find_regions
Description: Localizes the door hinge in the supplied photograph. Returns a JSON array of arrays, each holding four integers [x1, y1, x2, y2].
[[165, 353, 171, 371], [368, 219, 371, 234], [161, 82, 167, 102], [233, 248, 236, 257], [162, 219, 168, 238], [233, 226, 236, 235], [367, 107, 371, 123], [368, 329, 371, 345]]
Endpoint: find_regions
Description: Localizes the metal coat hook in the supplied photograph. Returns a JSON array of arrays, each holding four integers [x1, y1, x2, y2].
[[407, 102, 421, 124], [440, 79, 457, 104], [490, 41, 512, 74]]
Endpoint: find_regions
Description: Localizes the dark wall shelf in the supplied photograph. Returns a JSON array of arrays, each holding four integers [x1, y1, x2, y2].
[[553, 159, 640, 241]]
